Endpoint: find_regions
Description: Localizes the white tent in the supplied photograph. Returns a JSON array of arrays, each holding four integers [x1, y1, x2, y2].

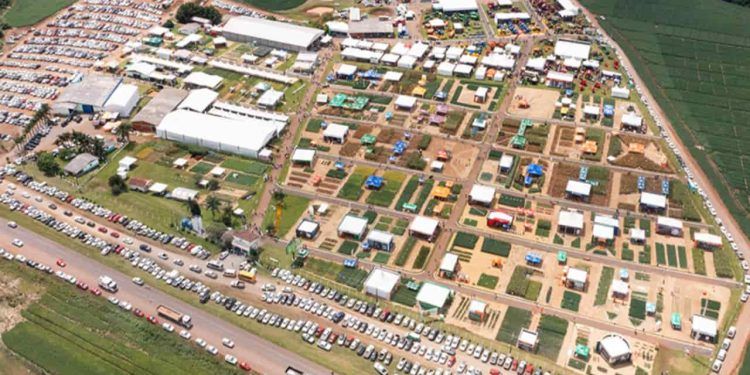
[[338, 215, 368, 239], [611, 279, 629, 296], [397, 55, 417, 69], [439, 252, 459, 273], [657, 216, 683, 231], [640, 192, 667, 209], [694, 232, 722, 247], [612, 86, 630, 99], [410, 216, 439, 240], [178, 89, 219, 113], [118, 156, 137, 170], [170, 187, 199, 201], [435, 0, 478, 12], [566, 180, 592, 197], [257, 89, 284, 108], [566, 267, 588, 289], [525, 57, 546, 71], [469, 184, 495, 206], [184, 72, 223, 89], [383, 71, 403, 82], [395, 95, 417, 110], [291, 148, 316, 165], [554, 39, 591, 60], [593, 224, 615, 240], [210, 166, 225, 176], [437, 61, 456, 76], [691, 315, 718, 340], [103, 84, 139, 117], [558, 210, 584, 232], [622, 113, 643, 128], [416, 282, 453, 311], [629, 228, 646, 242], [364, 269, 401, 299], [323, 123, 349, 143]]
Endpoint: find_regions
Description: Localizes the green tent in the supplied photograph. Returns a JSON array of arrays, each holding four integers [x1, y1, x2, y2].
[[575, 344, 590, 359], [557, 251, 567, 263], [360, 134, 377, 145], [671, 312, 681, 329]]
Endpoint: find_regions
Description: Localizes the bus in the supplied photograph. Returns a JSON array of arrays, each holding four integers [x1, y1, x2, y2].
[[238, 268, 257, 284]]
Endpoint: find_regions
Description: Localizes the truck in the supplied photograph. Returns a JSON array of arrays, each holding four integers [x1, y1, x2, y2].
[[156, 305, 193, 329], [98, 275, 118, 293]]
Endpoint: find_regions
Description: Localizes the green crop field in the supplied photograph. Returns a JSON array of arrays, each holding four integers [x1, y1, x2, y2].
[[239, 0, 306, 11], [495, 307, 532, 344], [581, 0, 750, 235], [3, 0, 76, 27]]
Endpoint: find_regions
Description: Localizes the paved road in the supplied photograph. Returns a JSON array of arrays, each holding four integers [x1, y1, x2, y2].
[[0, 217, 330, 375], [572, 2, 749, 372]]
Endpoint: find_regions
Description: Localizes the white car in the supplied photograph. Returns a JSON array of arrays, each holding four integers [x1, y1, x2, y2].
[[222, 337, 235, 348], [195, 338, 207, 348], [179, 330, 192, 340], [162, 323, 174, 332], [206, 345, 218, 356], [7, 221, 17, 228], [224, 354, 238, 365], [132, 277, 144, 286], [11, 239, 23, 247]]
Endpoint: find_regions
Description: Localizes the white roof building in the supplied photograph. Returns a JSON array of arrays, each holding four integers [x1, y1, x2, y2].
[[622, 113, 644, 128], [383, 71, 403, 82], [437, 61, 456, 76], [170, 187, 199, 201], [594, 215, 619, 229], [446, 46, 464, 60], [469, 184, 495, 205], [178, 89, 219, 113], [257, 89, 284, 108], [526, 57, 546, 71], [517, 329, 539, 350], [440, 253, 459, 273], [148, 182, 168, 194], [629, 228, 646, 242], [184, 72, 223, 90], [210, 166, 225, 176], [395, 95, 418, 110], [593, 224, 615, 240], [566, 180, 592, 197], [323, 123, 349, 142], [640, 192, 667, 209], [397, 55, 418, 69], [416, 282, 453, 311], [222, 16, 324, 51], [494, 12, 531, 22], [481, 54, 516, 70], [566, 267, 588, 286], [611, 279, 629, 296], [410, 216, 439, 239], [291, 148, 316, 164], [657, 216, 683, 230], [156, 110, 277, 159], [338, 215, 369, 239], [554, 39, 591, 60], [599, 335, 631, 362], [103, 84, 139, 117], [691, 315, 718, 339], [612, 86, 630, 99], [694, 232, 722, 247], [455, 64, 473, 76], [500, 154, 514, 170], [337, 64, 358, 77], [558, 210, 584, 230], [435, 0, 479, 12], [118, 156, 137, 170], [364, 269, 401, 299], [366, 230, 394, 247], [546, 71, 575, 83]]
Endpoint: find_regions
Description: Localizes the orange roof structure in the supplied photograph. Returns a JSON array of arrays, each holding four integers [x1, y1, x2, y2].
[[628, 143, 645, 154], [432, 186, 451, 200], [582, 140, 598, 154]]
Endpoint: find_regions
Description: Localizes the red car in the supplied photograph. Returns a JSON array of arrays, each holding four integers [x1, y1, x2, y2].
[[133, 308, 144, 318], [56, 258, 66, 267], [238, 362, 252, 371], [147, 315, 158, 324], [76, 281, 89, 291], [110, 232, 120, 238], [90, 288, 102, 296], [98, 227, 108, 234]]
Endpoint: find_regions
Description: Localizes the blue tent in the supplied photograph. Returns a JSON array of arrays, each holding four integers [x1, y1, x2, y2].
[[603, 105, 615, 117], [525, 253, 542, 265], [365, 175, 384, 189], [526, 164, 543, 177], [393, 140, 407, 155], [343, 258, 358, 268], [524, 175, 533, 186], [335, 161, 345, 170]]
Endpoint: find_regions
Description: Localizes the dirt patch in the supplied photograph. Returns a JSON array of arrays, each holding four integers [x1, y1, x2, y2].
[[0, 276, 39, 333], [306, 7, 333, 16], [368, 7, 393, 17], [508, 87, 559, 119]]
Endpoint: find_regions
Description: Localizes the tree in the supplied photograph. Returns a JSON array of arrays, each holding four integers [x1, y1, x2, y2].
[[204, 223, 226, 244], [92, 138, 106, 161], [221, 203, 233, 226], [186, 198, 201, 217], [163, 19, 175, 29], [207, 179, 220, 191], [175, 2, 221, 25], [115, 122, 132, 143], [205, 195, 221, 217], [108, 175, 127, 196], [36, 152, 61, 177]]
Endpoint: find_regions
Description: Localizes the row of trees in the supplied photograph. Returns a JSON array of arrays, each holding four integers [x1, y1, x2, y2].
[[13, 104, 50, 153], [176, 2, 222, 25]]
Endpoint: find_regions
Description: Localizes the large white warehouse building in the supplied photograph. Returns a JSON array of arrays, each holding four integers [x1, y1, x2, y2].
[[156, 110, 278, 158], [222, 17, 324, 51]]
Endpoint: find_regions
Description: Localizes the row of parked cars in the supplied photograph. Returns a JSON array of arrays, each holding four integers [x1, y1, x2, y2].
[[270, 268, 553, 375]]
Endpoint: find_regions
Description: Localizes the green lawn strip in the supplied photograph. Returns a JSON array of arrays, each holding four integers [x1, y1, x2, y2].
[[506, 266, 540, 301], [336, 268, 369, 290], [477, 274, 499, 289], [452, 231, 479, 249], [666, 244, 678, 267], [365, 171, 406, 207], [655, 243, 666, 265], [373, 252, 390, 264], [537, 315, 569, 361], [337, 166, 376, 201], [629, 296, 647, 320], [190, 161, 214, 175], [391, 281, 419, 307], [713, 244, 739, 279], [481, 238, 511, 257], [692, 248, 707, 275], [560, 291, 582, 312], [413, 179, 435, 212], [677, 246, 688, 269], [495, 307, 532, 344], [394, 176, 419, 211], [225, 171, 258, 186], [337, 240, 359, 255], [221, 157, 269, 176], [394, 237, 417, 267], [263, 194, 309, 237], [412, 246, 431, 269], [305, 118, 323, 133], [594, 266, 614, 306]]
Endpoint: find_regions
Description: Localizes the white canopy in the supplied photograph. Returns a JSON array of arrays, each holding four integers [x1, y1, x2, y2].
[[410, 216, 439, 237], [338, 215, 368, 238], [611, 279, 629, 296], [440, 252, 459, 272], [640, 192, 667, 208], [297, 219, 319, 234], [149, 182, 168, 194], [469, 184, 495, 204], [622, 113, 643, 128], [691, 315, 718, 338], [593, 224, 615, 240], [657, 216, 683, 230], [323, 123, 349, 141], [526, 57, 546, 71], [629, 228, 646, 241], [184, 72, 223, 89], [366, 230, 394, 246], [558, 210, 584, 230], [566, 180, 592, 197], [566, 267, 588, 284], [468, 300, 487, 314], [364, 269, 401, 299], [171, 187, 199, 201], [383, 71, 403, 82], [500, 154, 514, 169], [395, 95, 417, 109], [337, 64, 357, 76], [694, 232, 722, 246], [291, 148, 316, 164], [600, 335, 631, 358], [209, 166, 225, 176], [416, 282, 452, 309], [554, 39, 591, 60], [119, 156, 137, 169], [547, 71, 575, 83]]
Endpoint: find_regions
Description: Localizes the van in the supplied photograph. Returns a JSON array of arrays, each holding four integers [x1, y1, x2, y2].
[[207, 260, 224, 271], [728, 326, 737, 339], [223, 269, 237, 278]]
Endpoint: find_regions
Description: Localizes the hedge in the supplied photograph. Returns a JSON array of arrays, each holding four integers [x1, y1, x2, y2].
[[395, 176, 420, 211], [412, 246, 431, 269], [395, 237, 417, 267], [453, 232, 479, 249], [418, 134, 432, 150]]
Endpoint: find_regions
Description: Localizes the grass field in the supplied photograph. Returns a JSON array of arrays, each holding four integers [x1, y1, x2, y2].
[[262, 194, 310, 236], [581, 0, 750, 236], [365, 171, 406, 207], [594, 267, 614, 305], [239, 0, 306, 11], [560, 291, 582, 312], [3, 0, 75, 27], [477, 274, 499, 290], [495, 307, 532, 344], [536, 315, 569, 361], [0, 262, 242, 375]]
